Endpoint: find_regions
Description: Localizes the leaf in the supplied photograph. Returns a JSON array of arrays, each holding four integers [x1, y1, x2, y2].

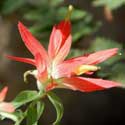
[[0, 110, 25, 124], [24, 4, 98, 43], [49, 0, 63, 7], [47, 92, 63, 125], [26, 101, 45, 125], [37, 101, 45, 120], [0, 112, 18, 122], [90, 37, 122, 51], [13, 110, 26, 125], [57, 7, 87, 20], [110, 63, 125, 84], [67, 49, 83, 58], [24, 7, 54, 21], [26, 103, 37, 125], [12, 90, 40, 108], [72, 16, 100, 42], [2, 0, 26, 14], [93, 0, 125, 10]]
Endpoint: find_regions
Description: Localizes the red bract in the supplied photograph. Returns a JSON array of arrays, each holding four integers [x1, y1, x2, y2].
[[0, 87, 15, 113], [7, 20, 121, 92]]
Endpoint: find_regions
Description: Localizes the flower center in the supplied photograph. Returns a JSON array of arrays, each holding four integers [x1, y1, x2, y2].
[[74, 65, 100, 75]]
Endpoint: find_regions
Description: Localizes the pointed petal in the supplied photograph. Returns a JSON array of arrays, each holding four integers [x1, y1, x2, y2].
[[57, 20, 71, 39], [35, 53, 48, 82], [62, 77, 121, 92], [0, 87, 8, 102], [54, 48, 118, 78], [83, 48, 118, 65], [53, 35, 72, 65], [18, 22, 48, 61], [6, 55, 35, 66], [0, 102, 15, 113], [48, 27, 63, 59], [35, 53, 46, 73], [48, 20, 71, 62]]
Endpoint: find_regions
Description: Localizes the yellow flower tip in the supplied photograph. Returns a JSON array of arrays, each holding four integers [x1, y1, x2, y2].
[[69, 5, 74, 12], [65, 5, 74, 21], [74, 65, 100, 75]]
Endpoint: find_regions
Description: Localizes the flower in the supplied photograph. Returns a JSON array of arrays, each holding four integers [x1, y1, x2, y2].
[[0, 87, 15, 113], [7, 7, 121, 92]]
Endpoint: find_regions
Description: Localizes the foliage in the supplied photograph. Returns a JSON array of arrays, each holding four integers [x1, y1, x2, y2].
[[47, 92, 64, 125], [1, 0, 99, 44], [93, 0, 125, 10]]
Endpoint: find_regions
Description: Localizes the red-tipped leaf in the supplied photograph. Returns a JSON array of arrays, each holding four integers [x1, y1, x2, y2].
[[0, 87, 8, 102]]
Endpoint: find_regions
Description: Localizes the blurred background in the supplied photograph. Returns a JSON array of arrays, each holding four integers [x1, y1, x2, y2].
[[0, 0, 125, 125]]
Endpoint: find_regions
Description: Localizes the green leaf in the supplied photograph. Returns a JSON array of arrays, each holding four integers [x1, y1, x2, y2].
[[57, 7, 87, 20], [24, 5, 98, 43], [49, 0, 63, 7], [90, 37, 122, 51], [0, 110, 25, 124], [26, 103, 38, 125], [26, 101, 45, 125], [2, 0, 26, 14], [72, 16, 100, 42], [13, 110, 26, 125], [47, 92, 63, 125], [67, 49, 83, 58], [37, 101, 45, 120], [93, 0, 125, 10], [110, 63, 125, 84], [12, 90, 40, 108], [0, 112, 18, 122], [24, 7, 54, 21]]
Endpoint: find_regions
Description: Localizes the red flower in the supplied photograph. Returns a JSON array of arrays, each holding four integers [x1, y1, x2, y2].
[[0, 87, 15, 113], [7, 20, 121, 92]]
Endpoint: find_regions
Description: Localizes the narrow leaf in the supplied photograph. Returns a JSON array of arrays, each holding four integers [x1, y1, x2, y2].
[[2, 0, 26, 14], [12, 90, 40, 108], [47, 92, 63, 125], [26, 101, 45, 125], [0, 112, 18, 122], [26, 103, 37, 125], [37, 101, 45, 120]]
